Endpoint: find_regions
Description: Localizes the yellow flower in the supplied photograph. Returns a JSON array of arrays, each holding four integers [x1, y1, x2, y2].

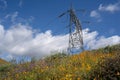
[[74, 67, 78, 70], [16, 74, 19, 77], [77, 78, 81, 80], [87, 64, 91, 71], [66, 74, 72, 78], [82, 63, 85, 67], [59, 65, 65, 71]]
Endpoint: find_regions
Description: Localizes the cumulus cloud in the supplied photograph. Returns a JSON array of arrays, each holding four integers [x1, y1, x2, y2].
[[86, 35, 120, 49], [90, 10, 100, 18], [90, 10, 101, 22], [98, 2, 120, 13], [83, 28, 120, 49], [0, 24, 68, 58], [0, 0, 7, 9], [0, 24, 120, 59]]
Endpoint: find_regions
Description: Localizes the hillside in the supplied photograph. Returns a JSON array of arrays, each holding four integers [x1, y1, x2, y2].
[[0, 44, 120, 80], [0, 58, 9, 66]]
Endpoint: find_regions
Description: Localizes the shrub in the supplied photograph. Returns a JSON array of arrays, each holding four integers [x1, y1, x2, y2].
[[88, 53, 120, 80], [0, 65, 10, 72], [92, 44, 120, 54]]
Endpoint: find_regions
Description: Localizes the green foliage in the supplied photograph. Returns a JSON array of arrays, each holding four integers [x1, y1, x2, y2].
[[0, 65, 10, 72], [88, 53, 120, 80], [45, 52, 67, 61], [92, 44, 120, 54]]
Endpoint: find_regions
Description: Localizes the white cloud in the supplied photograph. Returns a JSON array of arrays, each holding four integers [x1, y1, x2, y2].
[[0, 0, 7, 9], [90, 10, 100, 18], [0, 24, 120, 59], [87, 36, 120, 49], [19, 0, 23, 8], [90, 1, 120, 21], [0, 24, 68, 58], [90, 10, 101, 22], [5, 12, 34, 25], [98, 2, 120, 13], [83, 29, 120, 49], [5, 12, 19, 24]]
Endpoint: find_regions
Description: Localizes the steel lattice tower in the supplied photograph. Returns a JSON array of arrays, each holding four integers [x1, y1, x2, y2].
[[59, 7, 84, 54]]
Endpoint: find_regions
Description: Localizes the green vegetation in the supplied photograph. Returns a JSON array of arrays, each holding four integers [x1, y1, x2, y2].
[[88, 53, 120, 80], [0, 44, 120, 80], [0, 58, 9, 66]]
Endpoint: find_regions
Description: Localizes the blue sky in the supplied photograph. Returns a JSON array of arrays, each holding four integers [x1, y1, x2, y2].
[[0, 0, 119, 36], [0, 0, 120, 60]]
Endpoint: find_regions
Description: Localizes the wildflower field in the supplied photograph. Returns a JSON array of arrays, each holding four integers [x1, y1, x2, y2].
[[0, 44, 120, 80]]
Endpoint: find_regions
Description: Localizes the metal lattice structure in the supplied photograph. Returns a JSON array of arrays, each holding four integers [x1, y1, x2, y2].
[[59, 7, 84, 54]]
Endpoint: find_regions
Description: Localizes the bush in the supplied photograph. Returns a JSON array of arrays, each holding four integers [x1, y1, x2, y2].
[[88, 53, 120, 80], [0, 64, 11, 72], [92, 44, 120, 54], [44, 52, 67, 64]]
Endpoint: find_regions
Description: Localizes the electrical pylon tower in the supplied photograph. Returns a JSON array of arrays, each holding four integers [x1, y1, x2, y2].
[[59, 7, 84, 54]]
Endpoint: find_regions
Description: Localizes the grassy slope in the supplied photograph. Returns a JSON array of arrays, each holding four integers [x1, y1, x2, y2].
[[0, 44, 120, 80], [0, 58, 9, 66]]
